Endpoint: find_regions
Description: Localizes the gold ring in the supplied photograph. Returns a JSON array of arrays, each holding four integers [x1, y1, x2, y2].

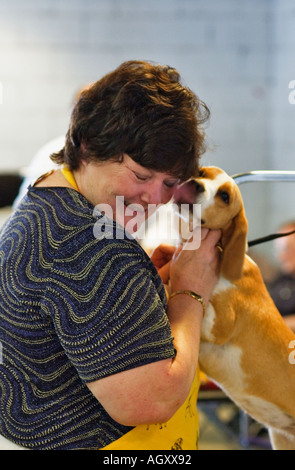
[[216, 244, 224, 253]]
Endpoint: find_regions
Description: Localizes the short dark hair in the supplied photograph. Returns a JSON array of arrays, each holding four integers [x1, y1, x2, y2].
[[51, 60, 210, 181]]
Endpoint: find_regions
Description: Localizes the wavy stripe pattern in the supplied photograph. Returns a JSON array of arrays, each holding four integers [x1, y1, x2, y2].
[[0, 187, 175, 449]]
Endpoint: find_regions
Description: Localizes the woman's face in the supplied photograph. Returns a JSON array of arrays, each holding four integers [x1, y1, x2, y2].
[[74, 154, 180, 231]]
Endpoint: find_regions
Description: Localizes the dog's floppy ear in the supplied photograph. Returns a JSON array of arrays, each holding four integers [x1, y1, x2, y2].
[[221, 207, 248, 282]]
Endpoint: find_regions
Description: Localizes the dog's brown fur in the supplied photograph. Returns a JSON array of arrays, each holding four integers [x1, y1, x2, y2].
[[174, 166, 295, 450]]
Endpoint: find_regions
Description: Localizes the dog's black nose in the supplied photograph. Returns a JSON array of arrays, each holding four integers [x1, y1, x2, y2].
[[195, 181, 205, 193]]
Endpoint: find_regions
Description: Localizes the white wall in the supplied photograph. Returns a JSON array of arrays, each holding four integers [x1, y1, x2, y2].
[[0, 0, 295, 243], [267, 0, 295, 230]]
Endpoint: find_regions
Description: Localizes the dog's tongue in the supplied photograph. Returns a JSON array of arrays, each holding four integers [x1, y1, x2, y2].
[[173, 180, 197, 205]]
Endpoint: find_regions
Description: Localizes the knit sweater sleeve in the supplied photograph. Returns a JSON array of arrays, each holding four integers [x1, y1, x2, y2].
[[41, 229, 176, 383]]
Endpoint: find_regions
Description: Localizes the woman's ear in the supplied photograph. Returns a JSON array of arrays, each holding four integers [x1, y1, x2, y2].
[[220, 208, 248, 282]]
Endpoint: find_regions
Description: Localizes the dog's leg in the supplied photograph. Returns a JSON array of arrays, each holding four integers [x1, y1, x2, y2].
[[201, 299, 236, 345], [201, 278, 236, 345], [201, 302, 217, 342], [269, 428, 295, 450]]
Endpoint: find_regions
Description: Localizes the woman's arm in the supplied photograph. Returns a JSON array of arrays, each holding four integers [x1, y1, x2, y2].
[[87, 296, 202, 426], [87, 229, 221, 426]]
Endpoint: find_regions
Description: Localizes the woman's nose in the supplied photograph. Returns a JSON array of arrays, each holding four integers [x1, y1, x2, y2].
[[140, 182, 165, 206]]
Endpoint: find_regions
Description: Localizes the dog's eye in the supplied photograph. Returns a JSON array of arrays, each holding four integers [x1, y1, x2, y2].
[[218, 190, 230, 204]]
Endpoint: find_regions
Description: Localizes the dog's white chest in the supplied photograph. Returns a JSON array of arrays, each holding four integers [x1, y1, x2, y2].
[[199, 275, 247, 407], [199, 341, 245, 391]]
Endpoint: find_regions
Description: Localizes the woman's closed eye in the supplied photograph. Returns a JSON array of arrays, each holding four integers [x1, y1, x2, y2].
[[163, 179, 179, 189], [131, 166, 179, 189], [134, 172, 151, 182]]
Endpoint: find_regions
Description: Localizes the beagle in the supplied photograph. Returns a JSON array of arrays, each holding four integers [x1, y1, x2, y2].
[[174, 166, 295, 450]]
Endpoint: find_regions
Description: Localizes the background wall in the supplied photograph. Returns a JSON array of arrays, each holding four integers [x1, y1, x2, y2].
[[0, 0, 295, 250]]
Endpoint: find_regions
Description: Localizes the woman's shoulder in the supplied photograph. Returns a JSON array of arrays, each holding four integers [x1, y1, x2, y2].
[[26, 186, 144, 248], [18, 186, 157, 273], [23, 185, 95, 225]]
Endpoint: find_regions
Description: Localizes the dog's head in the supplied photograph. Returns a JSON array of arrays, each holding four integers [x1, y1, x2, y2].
[[173, 166, 248, 281]]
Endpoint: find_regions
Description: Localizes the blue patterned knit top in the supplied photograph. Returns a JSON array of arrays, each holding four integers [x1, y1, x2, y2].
[[0, 186, 175, 450]]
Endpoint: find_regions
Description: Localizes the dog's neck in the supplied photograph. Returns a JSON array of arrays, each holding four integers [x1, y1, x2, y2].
[[202, 219, 233, 249]]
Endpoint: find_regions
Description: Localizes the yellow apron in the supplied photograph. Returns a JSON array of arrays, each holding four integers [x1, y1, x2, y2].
[[101, 372, 200, 451], [60, 165, 79, 190]]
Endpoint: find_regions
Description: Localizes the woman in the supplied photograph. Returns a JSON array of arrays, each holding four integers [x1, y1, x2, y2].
[[0, 61, 220, 450]]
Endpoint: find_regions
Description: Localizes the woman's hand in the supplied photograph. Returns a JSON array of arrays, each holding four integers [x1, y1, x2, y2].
[[169, 228, 221, 304], [150, 244, 177, 284]]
